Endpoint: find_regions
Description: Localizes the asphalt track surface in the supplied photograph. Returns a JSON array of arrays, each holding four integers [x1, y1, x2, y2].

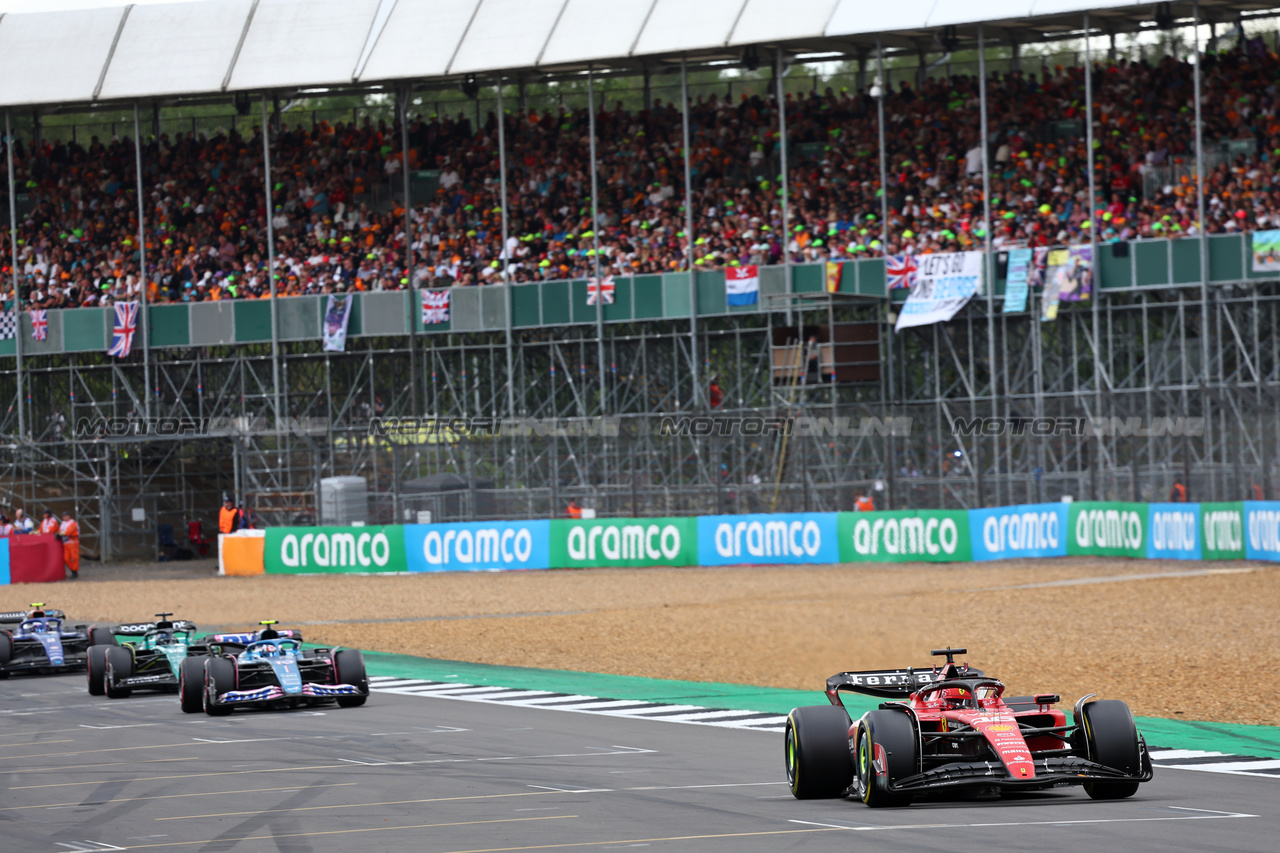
[[2, 674, 1276, 852]]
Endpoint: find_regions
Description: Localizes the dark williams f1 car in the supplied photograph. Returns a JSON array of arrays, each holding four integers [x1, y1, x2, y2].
[[177, 621, 369, 715], [0, 604, 97, 677], [785, 647, 1153, 806]]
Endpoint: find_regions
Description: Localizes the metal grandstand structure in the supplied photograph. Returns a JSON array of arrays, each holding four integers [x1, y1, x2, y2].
[[0, 0, 1277, 559]]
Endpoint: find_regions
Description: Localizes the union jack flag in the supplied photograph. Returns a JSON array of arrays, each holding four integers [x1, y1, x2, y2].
[[107, 301, 138, 358], [421, 289, 450, 325], [587, 275, 615, 305], [29, 309, 47, 341], [885, 255, 918, 290]]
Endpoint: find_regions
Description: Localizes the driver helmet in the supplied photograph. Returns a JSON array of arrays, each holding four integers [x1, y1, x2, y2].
[[938, 686, 971, 709]]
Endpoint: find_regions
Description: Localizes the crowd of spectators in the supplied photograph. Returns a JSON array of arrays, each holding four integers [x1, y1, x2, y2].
[[2, 39, 1279, 309]]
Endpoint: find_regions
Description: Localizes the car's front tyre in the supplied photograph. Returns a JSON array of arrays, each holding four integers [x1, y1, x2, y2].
[[86, 645, 109, 696], [333, 650, 368, 708], [179, 656, 206, 713], [1081, 699, 1143, 800], [103, 647, 133, 699], [203, 657, 235, 716], [855, 710, 916, 808]]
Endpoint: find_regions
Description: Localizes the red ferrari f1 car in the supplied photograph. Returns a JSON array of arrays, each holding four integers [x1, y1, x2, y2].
[[785, 648, 1153, 806]]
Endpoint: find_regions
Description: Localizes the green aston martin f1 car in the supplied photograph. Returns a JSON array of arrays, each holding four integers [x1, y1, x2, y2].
[[86, 613, 207, 698]]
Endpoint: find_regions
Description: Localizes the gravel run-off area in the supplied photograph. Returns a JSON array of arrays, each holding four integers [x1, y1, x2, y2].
[[7, 557, 1278, 726]]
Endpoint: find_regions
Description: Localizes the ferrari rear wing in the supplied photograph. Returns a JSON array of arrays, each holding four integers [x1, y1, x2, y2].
[[826, 664, 987, 700]]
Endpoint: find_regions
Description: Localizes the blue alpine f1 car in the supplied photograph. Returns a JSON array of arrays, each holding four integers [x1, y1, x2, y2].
[[0, 604, 100, 677], [177, 621, 369, 715]]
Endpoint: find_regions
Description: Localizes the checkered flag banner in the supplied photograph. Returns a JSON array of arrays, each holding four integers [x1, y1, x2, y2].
[[0, 311, 14, 340]]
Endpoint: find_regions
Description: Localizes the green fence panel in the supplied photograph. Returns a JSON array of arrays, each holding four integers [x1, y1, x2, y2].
[[541, 280, 571, 325], [149, 304, 189, 348], [859, 258, 886, 297], [1201, 501, 1245, 560], [279, 295, 320, 340], [481, 285, 508, 330], [662, 273, 692, 318], [759, 265, 786, 302], [549, 517, 698, 568], [696, 269, 726, 316], [511, 283, 541, 327], [345, 291, 364, 336], [837, 510, 972, 562], [0, 338, 15, 356], [189, 301, 235, 345], [1133, 240, 1169, 287], [233, 299, 272, 343], [1097, 243, 1133, 290], [64, 307, 107, 352], [571, 279, 595, 324], [449, 287, 481, 332], [633, 275, 663, 318], [265, 526, 406, 574], [792, 263, 823, 293], [361, 291, 409, 336], [603, 276, 632, 322], [1170, 238, 1201, 285], [1067, 501, 1146, 557], [1209, 233, 1245, 282]]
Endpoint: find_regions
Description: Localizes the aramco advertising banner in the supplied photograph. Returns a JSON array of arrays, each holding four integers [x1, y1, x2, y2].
[[549, 518, 697, 568], [1146, 503, 1201, 560], [1066, 502, 1147, 558], [264, 526, 406, 574], [837, 510, 972, 563], [404, 521, 550, 572], [1243, 501, 1280, 561], [1201, 502, 1246, 561], [697, 513, 838, 565], [968, 503, 1068, 561]]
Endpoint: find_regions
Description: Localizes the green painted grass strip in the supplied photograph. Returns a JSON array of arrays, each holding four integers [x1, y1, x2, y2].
[[363, 650, 1279, 756]]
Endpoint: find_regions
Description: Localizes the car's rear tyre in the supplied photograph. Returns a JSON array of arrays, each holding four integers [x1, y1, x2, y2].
[[0, 632, 12, 678], [784, 705, 853, 799], [103, 646, 133, 699], [1081, 699, 1142, 800], [203, 657, 235, 716], [855, 710, 916, 808], [89, 626, 118, 647], [179, 656, 206, 713], [86, 645, 109, 696], [333, 650, 368, 708]]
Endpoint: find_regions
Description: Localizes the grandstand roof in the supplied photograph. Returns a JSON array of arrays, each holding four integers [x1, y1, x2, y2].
[[0, 0, 1270, 109]]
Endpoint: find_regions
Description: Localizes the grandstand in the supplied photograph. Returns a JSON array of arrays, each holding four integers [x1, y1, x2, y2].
[[0, 0, 1275, 558]]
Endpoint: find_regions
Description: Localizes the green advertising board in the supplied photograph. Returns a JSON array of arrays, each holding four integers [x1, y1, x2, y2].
[[837, 510, 972, 562], [1067, 502, 1146, 557], [550, 518, 697, 568], [264, 526, 407, 574], [1201, 501, 1245, 560]]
